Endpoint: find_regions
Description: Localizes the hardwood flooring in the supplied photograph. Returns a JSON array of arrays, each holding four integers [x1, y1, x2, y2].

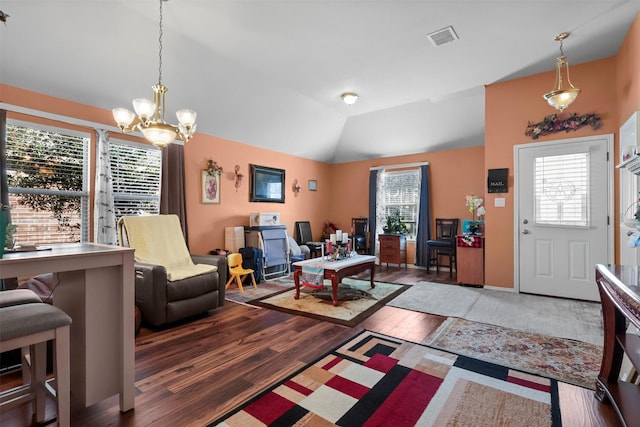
[[0, 268, 621, 426]]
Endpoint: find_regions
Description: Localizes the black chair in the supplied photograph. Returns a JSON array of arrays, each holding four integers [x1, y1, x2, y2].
[[426, 218, 459, 276], [294, 221, 324, 258], [352, 217, 369, 254]]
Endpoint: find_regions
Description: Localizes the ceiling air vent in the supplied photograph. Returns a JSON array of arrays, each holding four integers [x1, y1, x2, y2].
[[427, 26, 459, 47]]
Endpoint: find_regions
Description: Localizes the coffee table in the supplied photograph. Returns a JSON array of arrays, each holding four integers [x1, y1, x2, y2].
[[292, 255, 376, 306]]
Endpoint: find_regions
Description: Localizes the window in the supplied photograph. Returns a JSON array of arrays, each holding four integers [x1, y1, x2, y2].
[[109, 139, 162, 221], [534, 152, 589, 227], [377, 169, 421, 239], [6, 121, 90, 244]]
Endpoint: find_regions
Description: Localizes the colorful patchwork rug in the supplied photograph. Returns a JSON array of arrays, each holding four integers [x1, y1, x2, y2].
[[210, 331, 562, 426], [427, 317, 602, 390]]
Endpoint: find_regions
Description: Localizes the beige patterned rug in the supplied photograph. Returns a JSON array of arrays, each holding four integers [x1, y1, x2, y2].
[[427, 317, 603, 390], [250, 278, 410, 327]]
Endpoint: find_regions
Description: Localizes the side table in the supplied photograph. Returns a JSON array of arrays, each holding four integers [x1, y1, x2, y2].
[[456, 234, 484, 286]]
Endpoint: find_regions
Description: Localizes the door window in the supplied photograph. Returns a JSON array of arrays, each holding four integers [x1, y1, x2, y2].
[[534, 152, 589, 227]]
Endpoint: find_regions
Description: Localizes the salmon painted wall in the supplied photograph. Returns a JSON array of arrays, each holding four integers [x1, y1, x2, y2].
[[329, 147, 485, 241], [184, 135, 333, 254], [617, 12, 640, 125], [485, 57, 619, 289]]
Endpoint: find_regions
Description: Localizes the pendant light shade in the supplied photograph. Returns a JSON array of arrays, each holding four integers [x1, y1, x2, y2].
[[543, 33, 580, 112]]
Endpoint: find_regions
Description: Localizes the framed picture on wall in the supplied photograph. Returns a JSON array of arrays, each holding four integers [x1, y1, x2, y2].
[[308, 180, 317, 191], [202, 171, 221, 204]]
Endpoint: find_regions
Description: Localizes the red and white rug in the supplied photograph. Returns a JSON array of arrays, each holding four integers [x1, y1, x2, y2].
[[210, 331, 562, 426]]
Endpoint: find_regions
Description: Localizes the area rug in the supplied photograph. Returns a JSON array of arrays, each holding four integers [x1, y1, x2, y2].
[[225, 279, 293, 306], [250, 278, 410, 327], [427, 317, 602, 390], [388, 281, 604, 346], [209, 330, 562, 426]]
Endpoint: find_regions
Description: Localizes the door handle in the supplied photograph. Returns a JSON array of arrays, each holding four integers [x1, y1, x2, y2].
[[522, 229, 530, 234]]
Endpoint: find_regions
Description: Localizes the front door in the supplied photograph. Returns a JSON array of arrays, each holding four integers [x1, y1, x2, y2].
[[515, 135, 613, 301]]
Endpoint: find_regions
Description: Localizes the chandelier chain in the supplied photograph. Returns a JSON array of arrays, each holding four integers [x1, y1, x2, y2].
[[158, 0, 163, 84]]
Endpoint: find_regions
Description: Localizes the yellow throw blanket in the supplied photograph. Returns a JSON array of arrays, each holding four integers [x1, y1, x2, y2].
[[118, 215, 217, 281]]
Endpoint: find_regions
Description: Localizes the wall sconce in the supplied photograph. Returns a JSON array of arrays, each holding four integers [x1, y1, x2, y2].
[[292, 179, 302, 197], [234, 165, 244, 191]]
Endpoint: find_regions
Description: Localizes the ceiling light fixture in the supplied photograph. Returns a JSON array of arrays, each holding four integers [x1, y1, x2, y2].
[[112, 0, 196, 147], [341, 92, 359, 105], [543, 32, 580, 112]]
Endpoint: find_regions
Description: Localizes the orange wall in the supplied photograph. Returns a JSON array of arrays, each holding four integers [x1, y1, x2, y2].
[[485, 57, 620, 288], [329, 147, 485, 237], [0, 84, 485, 257], [184, 134, 333, 254], [2, 11, 640, 281], [617, 13, 640, 123]]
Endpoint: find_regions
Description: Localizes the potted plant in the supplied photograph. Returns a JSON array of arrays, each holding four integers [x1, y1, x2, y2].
[[383, 210, 408, 234]]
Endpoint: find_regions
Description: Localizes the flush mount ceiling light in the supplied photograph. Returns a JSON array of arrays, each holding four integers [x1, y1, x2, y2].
[[543, 32, 581, 112], [341, 92, 359, 105], [112, 0, 196, 147]]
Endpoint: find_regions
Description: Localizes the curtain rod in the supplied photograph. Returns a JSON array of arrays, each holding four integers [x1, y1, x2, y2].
[[0, 103, 184, 145], [370, 161, 429, 171]]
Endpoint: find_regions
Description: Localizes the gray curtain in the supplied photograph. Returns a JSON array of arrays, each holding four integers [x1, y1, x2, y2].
[[367, 169, 378, 255], [414, 164, 432, 267], [93, 129, 117, 245], [160, 143, 188, 245]]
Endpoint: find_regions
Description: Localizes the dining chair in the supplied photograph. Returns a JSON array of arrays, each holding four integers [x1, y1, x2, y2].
[[426, 218, 459, 276]]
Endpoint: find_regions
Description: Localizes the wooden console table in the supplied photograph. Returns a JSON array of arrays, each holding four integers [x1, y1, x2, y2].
[[594, 264, 640, 427], [293, 255, 376, 306], [0, 243, 135, 412]]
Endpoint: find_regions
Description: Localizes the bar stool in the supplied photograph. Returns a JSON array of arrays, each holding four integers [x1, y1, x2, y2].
[[0, 303, 72, 427], [0, 288, 42, 308], [0, 289, 44, 384]]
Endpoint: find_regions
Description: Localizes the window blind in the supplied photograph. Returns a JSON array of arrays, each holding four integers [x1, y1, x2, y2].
[[109, 140, 162, 220], [534, 152, 589, 227], [5, 121, 90, 244]]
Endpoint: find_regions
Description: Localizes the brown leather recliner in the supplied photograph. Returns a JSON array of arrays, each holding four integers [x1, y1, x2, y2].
[[117, 215, 227, 327]]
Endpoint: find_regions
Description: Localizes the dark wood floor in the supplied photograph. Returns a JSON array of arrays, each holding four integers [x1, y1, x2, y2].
[[0, 267, 620, 426]]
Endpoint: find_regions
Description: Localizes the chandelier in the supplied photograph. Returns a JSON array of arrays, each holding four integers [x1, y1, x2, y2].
[[112, 0, 196, 147], [543, 32, 580, 112]]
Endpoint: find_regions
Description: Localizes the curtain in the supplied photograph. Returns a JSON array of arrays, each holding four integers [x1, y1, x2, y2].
[[414, 164, 432, 267], [160, 143, 188, 244], [93, 129, 117, 245], [1, 110, 9, 220], [367, 170, 378, 256]]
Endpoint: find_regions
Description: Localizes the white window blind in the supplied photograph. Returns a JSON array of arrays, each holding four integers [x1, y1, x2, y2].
[[5, 121, 90, 244], [382, 169, 421, 239], [534, 152, 590, 227], [109, 140, 162, 220]]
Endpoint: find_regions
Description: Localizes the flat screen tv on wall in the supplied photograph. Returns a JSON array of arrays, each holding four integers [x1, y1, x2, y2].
[[250, 164, 285, 203]]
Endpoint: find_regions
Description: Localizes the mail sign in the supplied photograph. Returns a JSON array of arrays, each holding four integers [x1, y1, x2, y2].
[[488, 168, 508, 193]]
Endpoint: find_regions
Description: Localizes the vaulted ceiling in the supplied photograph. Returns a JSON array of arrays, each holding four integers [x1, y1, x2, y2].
[[2, 1, 639, 163]]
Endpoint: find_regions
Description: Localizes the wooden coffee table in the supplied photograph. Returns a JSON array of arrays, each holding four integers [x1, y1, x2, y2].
[[292, 255, 376, 306]]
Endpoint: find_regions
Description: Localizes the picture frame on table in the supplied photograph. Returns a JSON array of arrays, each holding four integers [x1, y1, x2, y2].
[[202, 171, 221, 204], [308, 180, 317, 191]]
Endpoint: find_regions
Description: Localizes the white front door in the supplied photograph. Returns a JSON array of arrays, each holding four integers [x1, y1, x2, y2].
[[515, 135, 613, 301]]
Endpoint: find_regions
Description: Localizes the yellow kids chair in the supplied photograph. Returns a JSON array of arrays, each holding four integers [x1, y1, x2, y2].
[[225, 253, 257, 293]]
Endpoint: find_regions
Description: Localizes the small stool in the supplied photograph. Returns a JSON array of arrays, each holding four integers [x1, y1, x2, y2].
[[0, 303, 72, 427]]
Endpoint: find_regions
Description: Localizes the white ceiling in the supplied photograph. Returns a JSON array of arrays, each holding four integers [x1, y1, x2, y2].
[[2, 0, 639, 163]]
